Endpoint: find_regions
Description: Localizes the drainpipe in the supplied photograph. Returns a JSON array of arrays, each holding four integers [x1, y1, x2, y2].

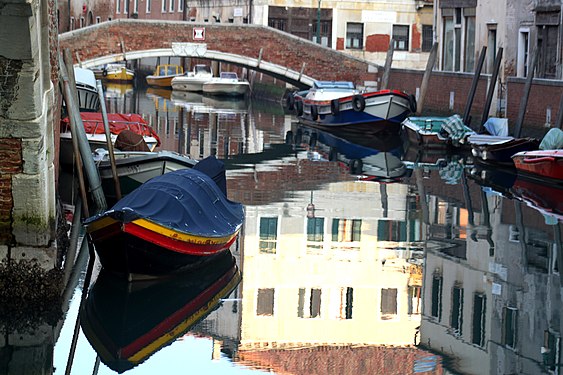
[[249, 0, 253, 24], [316, 0, 321, 44]]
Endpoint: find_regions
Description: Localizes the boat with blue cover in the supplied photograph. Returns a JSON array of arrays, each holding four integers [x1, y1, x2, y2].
[[84, 162, 244, 278]]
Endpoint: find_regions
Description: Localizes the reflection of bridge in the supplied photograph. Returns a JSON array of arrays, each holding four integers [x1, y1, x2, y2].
[[58, 19, 380, 89]]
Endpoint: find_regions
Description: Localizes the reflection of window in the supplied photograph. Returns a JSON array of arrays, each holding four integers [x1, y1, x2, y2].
[[422, 25, 433, 52], [346, 23, 363, 49], [380, 288, 398, 320], [408, 286, 421, 315], [543, 330, 559, 371], [259, 217, 278, 254], [472, 293, 486, 346], [393, 25, 409, 51], [298, 288, 322, 318], [307, 217, 324, 243], [257, 288, 275, 316], [332, 218, 361, 242], [431, 274, 443, 321], [378, 220, 407, 242], [328, 287, 353, 319], [503, 307, 517, 348], [451, 285, 464, 336]]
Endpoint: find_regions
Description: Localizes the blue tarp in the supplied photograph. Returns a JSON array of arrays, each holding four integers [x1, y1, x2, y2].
[[85, 168, 244, 238]]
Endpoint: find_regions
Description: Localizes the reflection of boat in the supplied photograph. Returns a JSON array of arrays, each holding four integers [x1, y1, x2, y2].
[[202, 72, 250, 97], [104, 82, 134, 97], [171, 91, 248, 113], [146, 87, 172, 100], [59, 113, 161, 166], [71, 67, 100, 112], [80, 250, 241, 373], [146, 64, 184, 88], [171, 64, 213, 92], [292, 81, 415, 134], [97, 63, 135, 82], [511, 176, 563, 221], [512, 150, 563, 182], [401, 115, 475, 149], [93, 149, 198, 203], [85, 164, 245, 278]]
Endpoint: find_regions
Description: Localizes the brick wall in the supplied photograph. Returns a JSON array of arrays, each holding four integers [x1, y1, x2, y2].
[[0, 138, 22, 242]]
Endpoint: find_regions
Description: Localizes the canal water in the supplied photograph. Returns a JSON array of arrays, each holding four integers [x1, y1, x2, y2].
[[11, 83, 563, 374]]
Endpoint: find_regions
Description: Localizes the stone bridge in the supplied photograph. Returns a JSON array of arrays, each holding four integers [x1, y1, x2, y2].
[[58, 19, 380, 89]]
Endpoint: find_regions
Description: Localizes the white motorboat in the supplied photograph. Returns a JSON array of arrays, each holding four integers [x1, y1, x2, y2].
[[171, 64, 213, 92], [71, 67, 100, 112], [202, 72, 250, 97]]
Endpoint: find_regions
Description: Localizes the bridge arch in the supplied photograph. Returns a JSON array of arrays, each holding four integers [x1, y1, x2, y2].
[[59, 19, 381, 89]]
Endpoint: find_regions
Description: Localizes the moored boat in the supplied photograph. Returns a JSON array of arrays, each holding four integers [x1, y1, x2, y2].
[[512, 150, 563, 182], [84, 165, 244, 278], [470, 136, 540, 166], [70, 67, 100, 112], [146, 64, 184, 88], [97, 63, 135, 82], [171, 64, 213, 92], [293, 81, 415, 134], [202, 71, 250, 97], [60, 112, 161, 166], [80, 250, 241, 372], [401, 114, 475, 149], [93, 149, 198, 203]]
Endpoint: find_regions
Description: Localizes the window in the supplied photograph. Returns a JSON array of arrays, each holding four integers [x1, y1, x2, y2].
[[133, 0, 138, 14], [124, 0, 129, 15], [431, 274, 442, 321], [451, 286, 464, 336], [169, 0, 174, 12], [297, 288, 322, 318], [178, 0, 183, 12], [465, 16, 475, 71], [80, 17, 84, 28], [442, 7, 475, 72], [380, 288, 398, 320], [537, 24, 558, 79], [268, 18, 286, 32], [517, 30, 530, 78], [472, 293, 486, 346], [259, 217, 278, 254], [146, 0, 151, 13], [408, 285, 421, 315], [346, 23, 363, 49], [393, 25, 409, 51], [95, 16, 101, 23], [503, 307, 517, 348], [332, 218, 361, 242], [161, 0, 166, 12], [257, 289, 275, 316], [422, 25, 433, 52], [70, 17, 75, 30], [116, 0, 121, 13]]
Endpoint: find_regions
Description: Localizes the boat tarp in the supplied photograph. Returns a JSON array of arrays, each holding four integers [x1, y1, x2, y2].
[[539, 128, 563, 150], [85, 168, 244, 238], [61, 112, 161, 146]]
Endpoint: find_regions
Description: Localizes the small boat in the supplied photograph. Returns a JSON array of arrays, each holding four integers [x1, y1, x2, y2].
[[401, 114, 475, 149], [512, 150, 563, 182], [97, 63, 135, 82], [146, 64, 184, 88], [84, 163, 244, 278], [80, 250, 241, 372], [60, 112, 161, 166], [292, 81, 415, 134], [171, 64, 213, 92], [93, 149, 198, 203], [202, 71, 250, 97], [70, 67, 100, 112], [470, 136, 540, 166]]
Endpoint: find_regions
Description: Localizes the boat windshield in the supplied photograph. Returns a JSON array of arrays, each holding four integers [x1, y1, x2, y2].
[[195, 65, 210, 74], [219, 72, 238, 79], [159, 65, 181, 76], [313, 81, 355, 90]]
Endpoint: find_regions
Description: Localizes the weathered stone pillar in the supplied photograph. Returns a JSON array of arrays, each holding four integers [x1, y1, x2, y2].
[[0, 0, 57, 268]]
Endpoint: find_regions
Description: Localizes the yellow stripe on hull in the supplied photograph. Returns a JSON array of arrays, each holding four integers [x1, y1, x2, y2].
[[132, 218, 238, 245]]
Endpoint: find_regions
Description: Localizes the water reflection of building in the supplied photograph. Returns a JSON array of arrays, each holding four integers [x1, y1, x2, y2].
[[420, 172, 563, 374], [233, 154, 433, 370]]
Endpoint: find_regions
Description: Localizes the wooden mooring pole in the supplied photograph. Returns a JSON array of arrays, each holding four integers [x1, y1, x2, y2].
[[416, 42, 438, 115], [514, 48, 538, 138], [479, 48, 503, 132], [463, 46, 487, 126], [380, 39, 394, 90]]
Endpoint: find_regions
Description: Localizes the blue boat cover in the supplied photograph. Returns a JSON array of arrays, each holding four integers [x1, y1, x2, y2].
[[85, 168, 244, 238]]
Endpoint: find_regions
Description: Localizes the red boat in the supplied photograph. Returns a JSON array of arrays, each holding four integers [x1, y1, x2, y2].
[[512, 150, 563, 181], [511, 176, 563, 221]]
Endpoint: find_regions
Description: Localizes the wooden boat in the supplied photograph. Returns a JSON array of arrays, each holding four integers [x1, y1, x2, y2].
[[80, 250, 241, 372], [69, 67, 100, 112], [97, 63, 135, 82], [401, 115, 475, 149], [202, 71, 250, 97], [146, 64, 184, 88], [470, 136, 541, 166], [512, 150, 563, 182], [292, 81, 415, 134], [84, 164, 244, 278], [171, 64, 213, 92], [59, 112, 161, 166], [93, 150, 198, 203]]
